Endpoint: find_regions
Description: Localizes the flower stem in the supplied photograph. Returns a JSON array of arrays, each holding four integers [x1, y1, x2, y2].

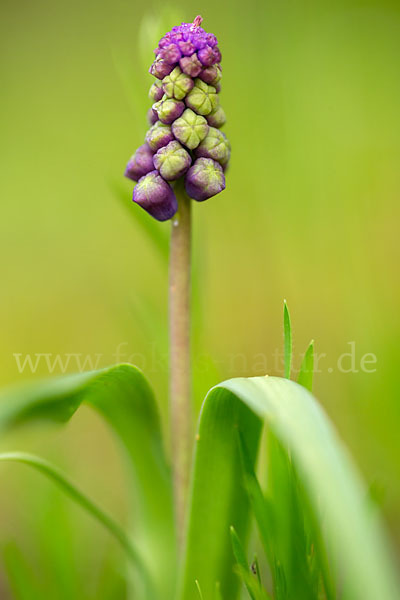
[[169, 185, 192, 546]]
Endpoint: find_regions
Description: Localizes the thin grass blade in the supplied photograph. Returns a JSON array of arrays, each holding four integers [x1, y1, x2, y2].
[[283, 301, 292, 379], [298, 340, 314, 392]]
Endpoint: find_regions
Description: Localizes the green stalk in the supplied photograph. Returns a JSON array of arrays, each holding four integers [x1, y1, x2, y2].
[[169, 185, 192, 545]]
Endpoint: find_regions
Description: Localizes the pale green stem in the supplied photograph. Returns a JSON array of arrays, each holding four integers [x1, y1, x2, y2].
[[169, 186, 192, 546]]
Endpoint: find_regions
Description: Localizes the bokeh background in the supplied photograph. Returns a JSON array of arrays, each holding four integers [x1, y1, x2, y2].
[[1, 0, 399, 596]]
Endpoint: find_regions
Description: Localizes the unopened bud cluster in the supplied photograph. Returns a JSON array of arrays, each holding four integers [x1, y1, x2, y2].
[[125, 17, 230, 221]]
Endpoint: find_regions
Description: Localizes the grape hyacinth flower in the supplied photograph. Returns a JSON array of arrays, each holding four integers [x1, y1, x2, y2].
[[124, 15, 230, 220], [124, 17, 230, 538]]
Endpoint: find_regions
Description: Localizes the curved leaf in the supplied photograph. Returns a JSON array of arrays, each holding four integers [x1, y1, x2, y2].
[[0, 364, 175, 600], [0, 452, 152, 588], [179, 376, 399, 600]]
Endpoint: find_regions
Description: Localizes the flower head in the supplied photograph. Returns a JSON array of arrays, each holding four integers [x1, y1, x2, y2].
[[124, 16, 230, 219]]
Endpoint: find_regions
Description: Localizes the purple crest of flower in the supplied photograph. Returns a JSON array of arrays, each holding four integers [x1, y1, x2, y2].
[[125, 144, 155, 182], [158, 43, 182, 65], [133, 170, 178, 221], [179, 54, 203, 77], [155, 18, 221, 66], [185, 158, 225, 201]]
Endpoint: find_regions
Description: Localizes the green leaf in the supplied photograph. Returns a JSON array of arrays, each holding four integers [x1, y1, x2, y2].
[[298, 340, 314, 392], [178, 387, 262, 600], [0, 452, 152, 589], [179, 376, 400, 600], [283, 301, 292, 379], [195, 580, 204, 600], [230, 526, 269, 600], [0, 364, 175, 600]]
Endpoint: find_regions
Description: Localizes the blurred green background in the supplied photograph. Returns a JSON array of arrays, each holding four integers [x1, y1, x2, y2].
[[0, 0, 399, 596]]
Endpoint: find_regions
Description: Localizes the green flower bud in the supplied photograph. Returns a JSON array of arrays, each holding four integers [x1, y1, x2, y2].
[[153, 141, 192, 181], [149, 81, 164, 102], [195, 126, 231, 167], [171, 108, 209, 150], [206, 106, 226, 128], [145, 121, 174, 152], [162, 66, 194, 100], [185, 78, 218, 116], [185, 158, 225, 202], [153, 95, 185, 124]]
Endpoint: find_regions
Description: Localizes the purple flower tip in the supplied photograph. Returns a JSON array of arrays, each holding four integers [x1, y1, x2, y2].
[[155, 17, 221, 71], [133, 170, 178, 221]]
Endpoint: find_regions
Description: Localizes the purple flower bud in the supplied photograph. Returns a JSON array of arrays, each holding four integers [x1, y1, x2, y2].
[[149, 81, 164, 102], [198, 64, 222, 85], [172, 108, 209, 150], [147, 107, 158, 125], [162, 66, 194, 100], [178, 40, 195, 56], [206, 105, 226, 128], [153, 96, 185, 124], [185, 158, 225, 201], [205, 33, 217, 47], [197, 45, 215, 67], [133, 170, 178, 221], [153, 141, 191, 181], [145, 121, 174, 152], [185, 79, 218, 116], [195, 126, 231, 167], [158, 43, 181, 65], [179, 54, 203, 77], [124, 144, 155, 182], [149, 59, 174, 80], [212, 47, 222, 63]]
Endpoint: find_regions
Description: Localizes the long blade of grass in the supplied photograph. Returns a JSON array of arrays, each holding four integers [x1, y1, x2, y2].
[[283, 301, 292, 379], [0, 365, 175, 600], [179, 376, 400, 600], [230, 526, 261, 600], [0, 452, 149, 579], [298, 340, 314, 392]]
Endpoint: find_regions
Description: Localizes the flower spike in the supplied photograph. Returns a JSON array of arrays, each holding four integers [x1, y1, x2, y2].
[[124, 16, 230, 221]]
